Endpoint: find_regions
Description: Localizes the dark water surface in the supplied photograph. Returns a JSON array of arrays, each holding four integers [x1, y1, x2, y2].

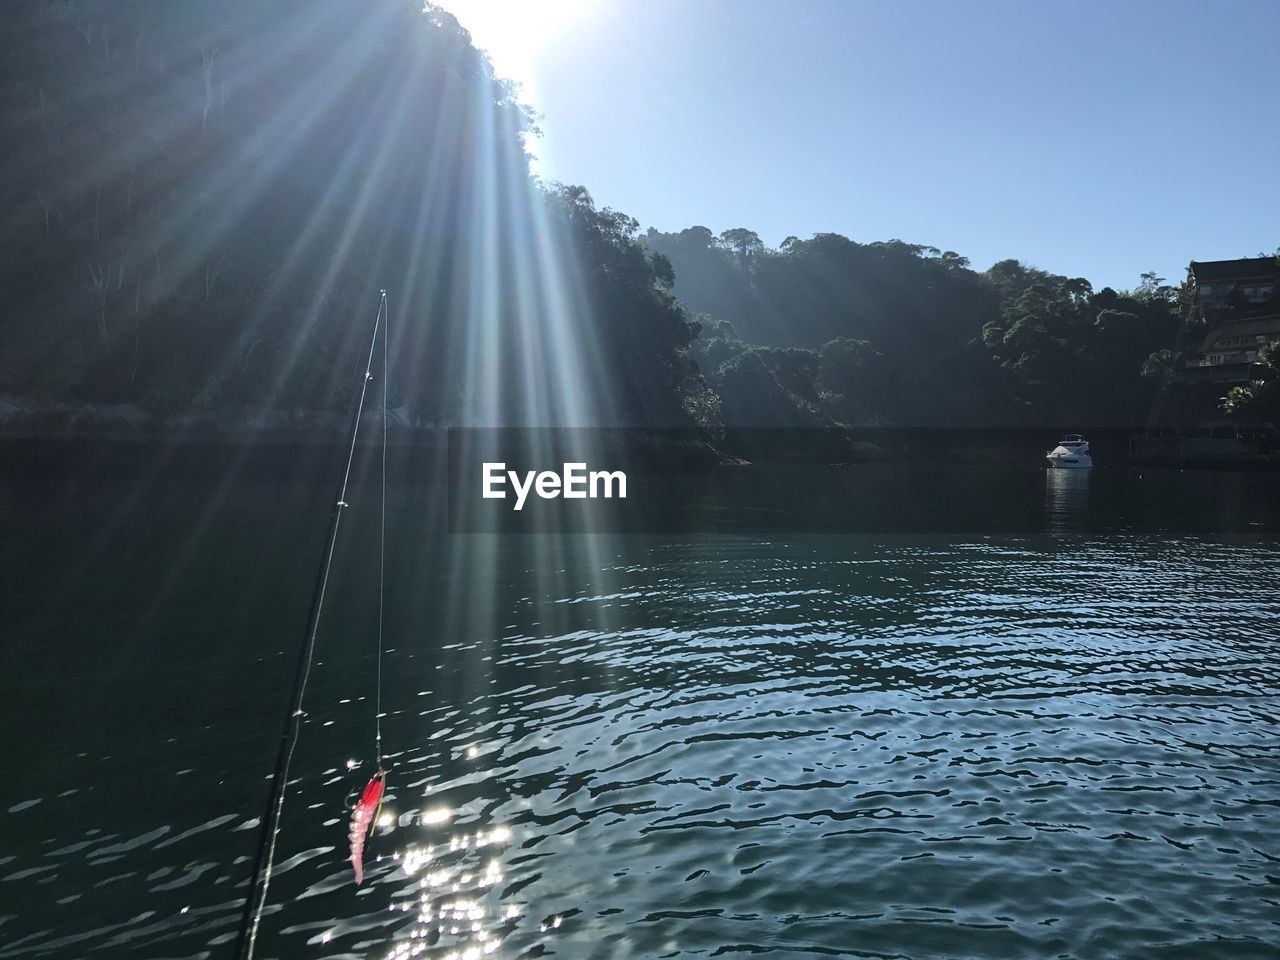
[[3, 464, 1279, 959]]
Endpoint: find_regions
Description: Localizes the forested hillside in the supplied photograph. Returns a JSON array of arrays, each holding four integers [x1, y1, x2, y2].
[[2, 2, 1269, 437], [0, 0, 699, 429], [645, 227, 1199, 428]]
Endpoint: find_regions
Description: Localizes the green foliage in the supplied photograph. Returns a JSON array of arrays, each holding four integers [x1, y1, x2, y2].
[[1133, 271, 1178, 303], [709, 318, 739, 340], [540, 186, 703, 425], [718, 228, 764, 259], [693, 336, 745, 373], [0, 0, 705, 427], [816, 338, 887, 425], [1, 1, 1260, 435], [714, 350, 823, 427], [647, 228, 1019, 424], [753, 346, 819, 404], [1220, 339, 1280, 417], [681, 385, 723, 437], [1094, 309, 1141, 336], [648, 225, 1192, 426], [1141, 349, 1182, 380]]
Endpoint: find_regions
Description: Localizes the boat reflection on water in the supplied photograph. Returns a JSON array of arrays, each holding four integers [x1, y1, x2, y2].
[[1044, 466, 1091, 533]]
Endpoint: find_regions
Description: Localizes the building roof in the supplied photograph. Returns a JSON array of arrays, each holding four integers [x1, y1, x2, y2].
[[1198, 314, 1280, 353], [1190, 257, 1280, 284]]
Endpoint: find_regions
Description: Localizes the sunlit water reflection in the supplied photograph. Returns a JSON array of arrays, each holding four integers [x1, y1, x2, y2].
[[1044, 468, 1090, 534], [2, 466, 1279, 959]]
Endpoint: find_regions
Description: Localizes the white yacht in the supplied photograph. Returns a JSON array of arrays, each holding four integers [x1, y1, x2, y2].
[[1045, 434, 1092, 469]]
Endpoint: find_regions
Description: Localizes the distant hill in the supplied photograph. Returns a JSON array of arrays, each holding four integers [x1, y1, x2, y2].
[[644, 226, 1190, 428]]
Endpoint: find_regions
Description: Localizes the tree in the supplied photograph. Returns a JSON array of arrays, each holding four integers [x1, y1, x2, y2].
[[0, 1, 708, 429], [1133, 271, 1177, 303], [652, 225, 1186, 426], [716, 350, 819, 427], [816, 338, 887, 425], [1141, 349, 1182, 380], [1222, 340, 1280, 417], [718, 228, 764, 259]]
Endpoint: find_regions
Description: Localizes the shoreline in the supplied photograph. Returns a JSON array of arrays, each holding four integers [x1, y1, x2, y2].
[[3, 396, 1278, 472], [4, 434, 1279, 483]]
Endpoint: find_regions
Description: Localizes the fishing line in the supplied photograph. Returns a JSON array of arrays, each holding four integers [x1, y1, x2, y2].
[[377, 291, 388, 763], [235, 290, 388, 960]]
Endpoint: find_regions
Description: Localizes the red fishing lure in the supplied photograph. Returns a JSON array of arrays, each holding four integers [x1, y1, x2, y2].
[[349, 768, 386, 885]]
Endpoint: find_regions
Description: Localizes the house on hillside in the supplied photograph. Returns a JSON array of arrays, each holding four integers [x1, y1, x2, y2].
[[1182, 315, 1280, 383], [1181, 256, 1280, 384], [1190, 256, 1278, 310], [1133, 256, 1280, 460]]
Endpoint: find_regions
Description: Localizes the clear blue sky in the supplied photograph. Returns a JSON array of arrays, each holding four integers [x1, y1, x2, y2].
[[450, 0, 1279, 291]]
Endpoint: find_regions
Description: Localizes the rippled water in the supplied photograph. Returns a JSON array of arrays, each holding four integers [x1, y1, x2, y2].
[[3, 465, 1279, 958]]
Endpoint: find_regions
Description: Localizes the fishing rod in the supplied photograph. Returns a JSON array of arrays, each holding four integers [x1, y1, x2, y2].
[[234, 290, 389, 960]]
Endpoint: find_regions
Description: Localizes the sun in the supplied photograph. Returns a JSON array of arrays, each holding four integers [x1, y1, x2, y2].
[[434, 0, 594, 86]]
